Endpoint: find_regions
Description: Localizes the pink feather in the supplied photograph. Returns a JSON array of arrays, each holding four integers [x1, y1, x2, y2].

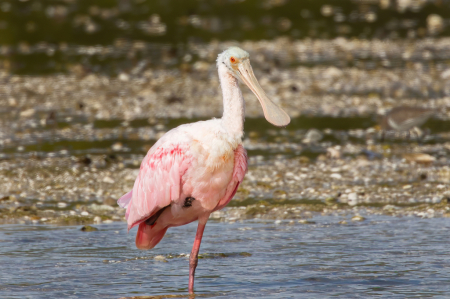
[[213, 144, 248, 211], [124, 143, 192, 231]]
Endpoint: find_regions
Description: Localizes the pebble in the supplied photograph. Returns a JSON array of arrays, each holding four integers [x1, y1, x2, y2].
[[103, 197, 117, 206], [20, 109, 35, 117], [81, 225, 98, 232], [111, 142, 123, 151], [351, 215, 365, 222], [57, 202, 68, 208], [432, 197, 441, 204], [154, 255, 167, 262], [348, 193, 358, 206], [102, 177, 115, 184], [330, 173, 342, 179], [298, 219, 316, 224]]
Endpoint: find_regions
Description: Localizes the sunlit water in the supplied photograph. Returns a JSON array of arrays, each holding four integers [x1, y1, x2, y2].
[[1, 216, 449, 298]]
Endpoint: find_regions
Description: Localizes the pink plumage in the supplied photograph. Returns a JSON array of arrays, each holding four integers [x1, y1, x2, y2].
[[118, 47, 289, 294], [120, 135, 247, 249], [124, 143, 193, 231]]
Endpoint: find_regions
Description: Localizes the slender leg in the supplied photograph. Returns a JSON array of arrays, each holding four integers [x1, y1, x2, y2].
[[188, 217, 208, 294]]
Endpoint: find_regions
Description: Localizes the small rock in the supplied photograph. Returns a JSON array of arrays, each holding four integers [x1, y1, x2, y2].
[[330, 173, 342, 179], [103, 177, 115, 184], [327, 147, 341, 159], [298, 219, 316, 224], [88, 204, 114, 212], [351, 215, 365, 222], [325, 197, 337, 205], [81, 211, 89, 216], [93, 216, 102, 224], [154, 255, 167, 262], [338, 220, 348, 225], [432, 197, 441, 204], [210, 211, 222, 219], [81, 225, 98, 232], [111, 142, 123, 151], [348, 193, 358, 206], [57, 202, 68, 208], [427, 14, 444, 35], [302, 129, 323, 144], [8, 97, 17, 106], [118, 73, 129, 81], [20, 108, 35, 117], [441, 69, 450, 79], [322, 66, 343, 78], [0, 195, 10, 201], [403, 153, 435, 164], [298, 156, 310, 164], [383, 204, 398, 211], [103, 197, 117, 206]]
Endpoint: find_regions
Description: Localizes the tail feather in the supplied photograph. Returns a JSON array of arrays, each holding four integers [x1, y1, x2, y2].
[[136, 222, 168, 250], [118, 190, 132, 208]]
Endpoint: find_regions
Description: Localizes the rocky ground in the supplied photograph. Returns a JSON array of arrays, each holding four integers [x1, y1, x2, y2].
[[1, 144, 449, 226], [2, 38, 450, 133], [1, 38, 450, 226]]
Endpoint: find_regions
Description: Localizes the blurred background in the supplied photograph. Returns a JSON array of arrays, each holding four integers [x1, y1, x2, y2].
[[1, 0, 450, 223]]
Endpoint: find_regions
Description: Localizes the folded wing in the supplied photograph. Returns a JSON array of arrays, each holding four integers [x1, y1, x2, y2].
[[120, 142, 193, 231]]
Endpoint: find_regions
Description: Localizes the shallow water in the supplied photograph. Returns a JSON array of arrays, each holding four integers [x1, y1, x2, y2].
[[1, 216, 449, 298]]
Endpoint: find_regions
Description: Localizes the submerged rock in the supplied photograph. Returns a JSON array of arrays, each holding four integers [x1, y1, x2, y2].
[[80, 225, 98, 232], [351, 215, 365, 222]]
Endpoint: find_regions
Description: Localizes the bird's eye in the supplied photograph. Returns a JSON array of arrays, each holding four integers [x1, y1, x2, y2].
[[230, 57, 236, 63]]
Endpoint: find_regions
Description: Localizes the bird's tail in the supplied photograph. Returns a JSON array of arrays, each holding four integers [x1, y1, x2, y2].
[[135, 221, 168, 250]]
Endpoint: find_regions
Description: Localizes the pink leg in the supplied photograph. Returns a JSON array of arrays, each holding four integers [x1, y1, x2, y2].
[[188, 218, 208, 294]]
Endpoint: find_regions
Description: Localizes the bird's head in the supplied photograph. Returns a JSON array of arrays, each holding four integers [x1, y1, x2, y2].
[[217, 47, 290, 127]]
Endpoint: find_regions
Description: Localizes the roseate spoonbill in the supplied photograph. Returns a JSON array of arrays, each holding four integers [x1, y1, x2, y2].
[[118, 47, 290, 293]]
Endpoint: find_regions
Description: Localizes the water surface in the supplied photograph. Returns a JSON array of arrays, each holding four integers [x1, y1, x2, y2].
[[1, 216, 449, 298]]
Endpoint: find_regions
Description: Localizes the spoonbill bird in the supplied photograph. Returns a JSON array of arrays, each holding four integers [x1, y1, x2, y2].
[[118, 47, 290, 293]]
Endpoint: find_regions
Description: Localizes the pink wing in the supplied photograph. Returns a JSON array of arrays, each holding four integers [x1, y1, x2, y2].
[[214, 144, 248, 211], [118, 143, 192, 231]]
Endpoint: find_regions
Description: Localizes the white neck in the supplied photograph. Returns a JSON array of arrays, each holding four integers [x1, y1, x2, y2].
[[218, 63, 245, 138]]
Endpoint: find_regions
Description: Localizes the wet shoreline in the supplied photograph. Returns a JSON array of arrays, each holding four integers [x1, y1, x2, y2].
[[1, 152, 449, 226], [1, 38, 450, 227]]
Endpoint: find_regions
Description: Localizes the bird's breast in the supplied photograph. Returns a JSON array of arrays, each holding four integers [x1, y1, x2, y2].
[[182, 138, 240, 211]]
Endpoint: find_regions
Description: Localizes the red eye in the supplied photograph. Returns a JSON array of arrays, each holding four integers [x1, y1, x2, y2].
[[230, 57, 236, 63]]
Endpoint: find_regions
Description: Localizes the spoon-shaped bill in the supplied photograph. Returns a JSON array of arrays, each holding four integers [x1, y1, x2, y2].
[[237, 60, 290, 127]]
